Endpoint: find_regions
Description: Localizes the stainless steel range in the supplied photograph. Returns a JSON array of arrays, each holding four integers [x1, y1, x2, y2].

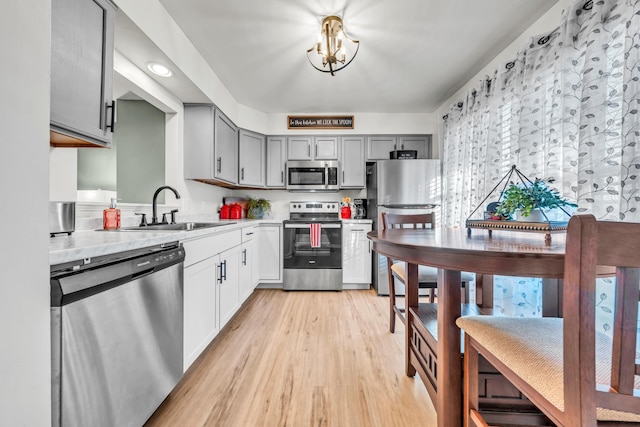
[[283, 201, 342, 291]]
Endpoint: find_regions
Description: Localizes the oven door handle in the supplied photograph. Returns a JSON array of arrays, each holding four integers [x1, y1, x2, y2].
[[284, 223, 342, 229]]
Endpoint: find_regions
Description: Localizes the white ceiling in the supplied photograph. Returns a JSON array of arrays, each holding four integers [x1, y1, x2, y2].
[[116, 0, 558, 114]]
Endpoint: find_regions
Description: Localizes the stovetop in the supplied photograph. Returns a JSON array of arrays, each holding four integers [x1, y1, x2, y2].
[[287, 201, 340, 222]]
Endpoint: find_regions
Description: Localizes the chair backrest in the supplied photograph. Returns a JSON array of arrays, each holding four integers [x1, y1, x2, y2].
[[381, 212, 435, 231], [563, 215, 640, 423]]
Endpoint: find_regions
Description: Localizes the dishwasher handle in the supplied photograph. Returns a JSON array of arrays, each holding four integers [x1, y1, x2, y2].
[[51, 246, 185, 306]]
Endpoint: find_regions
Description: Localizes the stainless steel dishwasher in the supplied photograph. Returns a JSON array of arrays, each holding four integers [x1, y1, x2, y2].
[[50, 243, 185, 427]]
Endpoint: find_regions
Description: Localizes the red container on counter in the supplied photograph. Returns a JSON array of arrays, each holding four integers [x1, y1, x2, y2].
[[340, 206, 352, 219], [220, 204, 231, 219], [230, 203, 243, 219]]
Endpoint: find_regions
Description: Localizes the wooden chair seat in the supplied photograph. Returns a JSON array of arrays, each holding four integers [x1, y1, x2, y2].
[[458, 215, 640, 427], [456, 316, 640, 423]]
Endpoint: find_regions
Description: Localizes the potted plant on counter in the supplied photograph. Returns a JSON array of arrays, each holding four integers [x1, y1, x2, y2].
[[246, 197, 271, 219], [496, 179, 577, 222]]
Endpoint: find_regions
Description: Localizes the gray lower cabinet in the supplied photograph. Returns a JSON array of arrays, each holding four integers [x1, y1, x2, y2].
[[50, 0, 116, 147], [266, 136, 287, 188], [340, 136, 366, 188], [184, 105, 238, 185], [238, 129, 265, 187]]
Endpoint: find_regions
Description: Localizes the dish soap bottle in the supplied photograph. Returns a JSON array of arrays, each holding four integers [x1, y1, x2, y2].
[[103, 198, 121, 230]]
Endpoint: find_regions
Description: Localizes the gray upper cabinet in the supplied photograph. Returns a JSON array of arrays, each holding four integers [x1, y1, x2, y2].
[[287, 136, 313, 160], [50, 0, 116, 147], [314, 136, 340, 160], [399, 135, 432, 159], [214, 110, 238, 184], [366, 135, 432, 160], [287, 136, 339, 161], [366, 136, 398, 160], [184, 105, 214, 179], [266, 136, 287, 188], [238, 129, 265, 187], [340, 136, 365, 188], [184, 105, 238, 185]]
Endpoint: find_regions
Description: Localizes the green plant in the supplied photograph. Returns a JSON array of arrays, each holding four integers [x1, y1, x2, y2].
[[246, 197, 271, 219], [496, 179, 577, 219]]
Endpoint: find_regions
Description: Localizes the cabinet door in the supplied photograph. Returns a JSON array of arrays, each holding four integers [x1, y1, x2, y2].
[[239, 241, 253, 303], [366, 136, 398, 160], [184, 105, 214, 179], [218, 245, 241, 329], [214, 109, 238, 184], [399, 135, 432, 159], [239, 129, 265, 187], [50, 0, 115, 147], [340, 136, 365, 188], [314, 136, 339, 160], [266, 136, 287, 188], [257, 225, 282, 281], [183, 256, 218, 371], [287, 136, 313, 160], [342, 223, 372, 284]]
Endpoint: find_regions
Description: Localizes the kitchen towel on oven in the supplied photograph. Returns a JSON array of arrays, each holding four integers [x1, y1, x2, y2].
[[310, 223, 321, 248]]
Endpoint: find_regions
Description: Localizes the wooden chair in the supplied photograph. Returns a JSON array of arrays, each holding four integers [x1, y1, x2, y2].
[[457, 214, 640, 427], [381, 212, 474, 333]]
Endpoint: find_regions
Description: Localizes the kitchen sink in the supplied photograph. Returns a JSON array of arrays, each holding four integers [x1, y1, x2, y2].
[[114, 222, 235, 231]]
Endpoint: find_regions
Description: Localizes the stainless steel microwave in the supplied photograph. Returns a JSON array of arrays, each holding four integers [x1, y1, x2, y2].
[[286, 160, 340, 191]]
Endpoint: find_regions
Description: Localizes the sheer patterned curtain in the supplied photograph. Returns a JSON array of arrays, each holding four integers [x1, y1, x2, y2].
[[442, 0, 640, 227], [443, 0, 640, 334]]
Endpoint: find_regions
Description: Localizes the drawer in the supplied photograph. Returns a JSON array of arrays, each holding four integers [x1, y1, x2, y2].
[[182, 230, 241, 267], [241, 226, 256, 243]]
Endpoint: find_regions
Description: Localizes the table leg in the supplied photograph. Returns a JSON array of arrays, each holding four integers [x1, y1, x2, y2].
[[405, 262, 418, 377], [437, 268, 462, 427]]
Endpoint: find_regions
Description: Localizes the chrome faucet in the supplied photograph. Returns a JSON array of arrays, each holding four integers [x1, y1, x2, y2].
[[151, 186, 181, 225]]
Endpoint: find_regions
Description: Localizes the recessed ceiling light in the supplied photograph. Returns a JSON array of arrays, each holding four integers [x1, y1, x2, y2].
[[147, 63, 173, 77]]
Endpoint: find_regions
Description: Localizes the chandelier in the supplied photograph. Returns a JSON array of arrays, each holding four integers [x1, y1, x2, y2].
[[306, 15, 359, 76]]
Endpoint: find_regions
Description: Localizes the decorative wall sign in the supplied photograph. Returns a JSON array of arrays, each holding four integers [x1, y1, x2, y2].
[[287, 115, 354, 129]]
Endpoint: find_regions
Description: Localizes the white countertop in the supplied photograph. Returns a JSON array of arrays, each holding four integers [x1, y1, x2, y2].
[[341, 218, 373, 224], [49, 219, 282, 265]]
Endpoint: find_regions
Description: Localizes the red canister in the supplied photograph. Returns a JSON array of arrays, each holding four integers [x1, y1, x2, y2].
[[340, 206, 352, 219], [220, 204, 231, 219], [230, 203, 243, 219]]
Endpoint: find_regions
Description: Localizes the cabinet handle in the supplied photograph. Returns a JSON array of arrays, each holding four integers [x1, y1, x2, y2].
[[218, 263, 223, 284], [308, 143, 311, 158], [241, 167, 245, 181], [105, 100, 116, 132], [242, 249, 247, 265], [281, 170, 284, 183], [217, 157, 222, 173], [315, 144, 318, 158], [222, 260, 227, 281]]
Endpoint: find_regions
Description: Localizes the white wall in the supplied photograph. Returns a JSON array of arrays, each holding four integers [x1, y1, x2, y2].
[[1, 1, 51, 425]]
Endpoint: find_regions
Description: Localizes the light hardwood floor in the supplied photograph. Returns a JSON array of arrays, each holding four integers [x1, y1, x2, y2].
[[146, 289, 437, 427]]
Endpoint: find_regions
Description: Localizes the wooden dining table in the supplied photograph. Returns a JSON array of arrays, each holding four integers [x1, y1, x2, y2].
[[367, 227, 567, 427]]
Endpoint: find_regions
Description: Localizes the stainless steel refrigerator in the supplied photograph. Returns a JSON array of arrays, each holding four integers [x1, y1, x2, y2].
[[366, 159, 442, 295]]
